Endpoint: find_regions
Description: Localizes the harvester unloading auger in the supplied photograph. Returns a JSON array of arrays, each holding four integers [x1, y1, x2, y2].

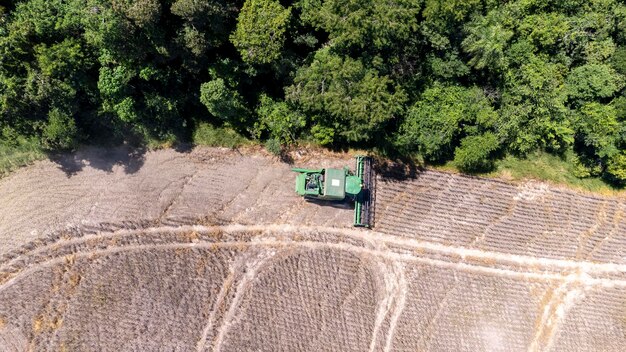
[[291, 156, 374, 227]]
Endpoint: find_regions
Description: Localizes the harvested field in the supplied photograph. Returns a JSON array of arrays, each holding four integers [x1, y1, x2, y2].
[[0, 147, 625, 351]]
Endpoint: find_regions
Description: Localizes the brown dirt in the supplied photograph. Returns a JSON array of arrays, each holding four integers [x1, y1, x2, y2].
[[0, 146, 625, 351]]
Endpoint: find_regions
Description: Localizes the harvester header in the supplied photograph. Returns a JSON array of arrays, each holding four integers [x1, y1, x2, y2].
[[292, 156, 374, 227]]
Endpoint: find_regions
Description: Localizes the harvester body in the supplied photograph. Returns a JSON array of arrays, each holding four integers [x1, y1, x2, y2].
[[292, 156, 374, 227], [293, 167, 361, 200]]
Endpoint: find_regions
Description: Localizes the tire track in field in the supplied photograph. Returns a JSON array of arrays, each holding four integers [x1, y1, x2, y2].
[[383, 262, 407, 352], [210, 250, 276, 352], [195, 259, 242, 352], [368, 261, 406, 352], [2, 225, 626, 352], [528, 273, 590, 352], [3, 225, 626, 293]]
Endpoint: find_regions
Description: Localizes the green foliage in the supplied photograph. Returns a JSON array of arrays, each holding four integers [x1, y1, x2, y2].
[[569, 101, 626, 182], [310, 125, 335, 146], [35, 38, 86, 78], [98, 65, 135, 99], [42, 108, 78, 150], [0, 0, 90, 135], [499, 55, 573, 154], [566, 64, 624, 104], [170, 0, 233, 54], [170, 0, 215, 20], [454, 132, 499, 172], [255, 95, 305, 144], [1, 0, 625, 189], [421, 0, 487, 51], [298, 0, 422, 51], [192, 122, 249, 148], [585, 39, 615, 64], [397, 84, 496, 161], [571, 152, 602, 178], [120, 0, 162, 28], [264, 138, 282, 156], [518, 13, 569, 48], [200, 78, 249, 123], [573, 102, 620, 159], [231, 0, 291, 65], [0, 135, 44, 178], [423, 0, 483, 24], [611, 46, 626, 75], [427, 51, 470, 80], [480, 150, 622, 194], [606, 152, 626, 183], [287, 48, 406, 144], [462, 10, 513, 70]]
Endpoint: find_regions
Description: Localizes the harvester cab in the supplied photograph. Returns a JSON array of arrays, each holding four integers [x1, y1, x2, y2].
[[292, 156, 374, 227]]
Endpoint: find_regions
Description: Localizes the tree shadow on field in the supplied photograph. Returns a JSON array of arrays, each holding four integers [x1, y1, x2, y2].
[[279, 150, 294, 165], [49, 153, 85, 176], [173, 142, 194, 154], [374, 157, 422, 182], [49, 145, 147, 177]]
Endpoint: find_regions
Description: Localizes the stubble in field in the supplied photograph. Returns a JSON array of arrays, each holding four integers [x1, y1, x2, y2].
[[0, 147, 625, 351]]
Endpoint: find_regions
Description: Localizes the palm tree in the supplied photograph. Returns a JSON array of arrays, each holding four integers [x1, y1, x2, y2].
[[462, 14, 513, 70]]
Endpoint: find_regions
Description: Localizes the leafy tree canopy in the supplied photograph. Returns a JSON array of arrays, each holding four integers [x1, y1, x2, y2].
[[1, 0, 625, 184], [231, 0, 291, 65], [286, 48, 406, 144], [397, 83, 496, 161]]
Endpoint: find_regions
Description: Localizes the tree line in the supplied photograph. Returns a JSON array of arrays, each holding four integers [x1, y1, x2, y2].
[[1, 0, 625, 183]]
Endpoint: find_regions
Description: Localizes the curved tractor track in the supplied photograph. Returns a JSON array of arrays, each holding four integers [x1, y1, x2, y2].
[[0, 147, 625, 351]]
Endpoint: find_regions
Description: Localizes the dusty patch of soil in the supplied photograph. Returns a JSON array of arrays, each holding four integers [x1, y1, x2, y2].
[[0, 147, 354, 254], [0, 147, 625, 351]]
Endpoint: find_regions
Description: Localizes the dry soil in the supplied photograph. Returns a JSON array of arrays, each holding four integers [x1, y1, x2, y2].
[[0, 146, 625, 352]]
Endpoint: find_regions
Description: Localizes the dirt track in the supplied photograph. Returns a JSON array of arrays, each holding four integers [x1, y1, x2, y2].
[[0, 147, 625, 351]]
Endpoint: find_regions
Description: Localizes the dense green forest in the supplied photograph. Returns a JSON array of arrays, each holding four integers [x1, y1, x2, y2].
[[1, 0, 626, 184]]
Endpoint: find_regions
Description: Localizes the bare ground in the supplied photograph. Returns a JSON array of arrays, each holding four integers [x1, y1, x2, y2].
[[0, 146, 625, 351]]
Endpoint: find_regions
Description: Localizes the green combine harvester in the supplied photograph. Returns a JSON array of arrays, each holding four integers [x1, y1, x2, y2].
[[292, 156, 374, 227]]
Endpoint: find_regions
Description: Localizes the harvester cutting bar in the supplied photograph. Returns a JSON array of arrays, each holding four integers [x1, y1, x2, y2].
[[354, 156, 374, 227]]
